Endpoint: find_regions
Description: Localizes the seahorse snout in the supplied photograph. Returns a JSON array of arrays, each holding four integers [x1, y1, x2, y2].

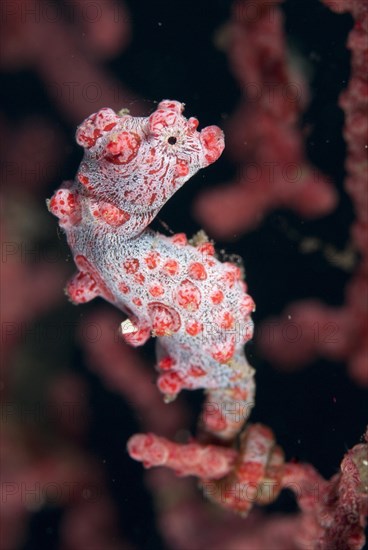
[[200, 125, 225, 166]]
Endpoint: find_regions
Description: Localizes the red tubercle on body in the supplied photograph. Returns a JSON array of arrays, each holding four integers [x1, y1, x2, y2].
[[99, 203, 131, 226], [162, 101, 183, 112], [200, 125, 225, 165], [157, 371, 184, 396], [148, 302, 181, 336], [118, 282, 130, 294], [188, 365, 206, 377], [76, 108, 119, 149], [170, 233, 187, 246], [210, 289, 224, 305], [74, 255, 115, 302], [133, 272, 145, 285], [185, 320, 203, 336], [221, 263, 242, 288], [175, 279, 201, 311], [149, 107, 180, 135], [197, 242, 215, 256], [158, 356, 176, 371], [188, 117, 199, 132], [48, 189, 81, 225], [105, 131, 141, 164], [148, 282, 164, 297], [76, 127, 102, 148], [211, 337, 235, 363], [121, 323, 151, 347], [163, 259, 179, 276], [175, 159, 189, 177], [103, 122, 118, 132], [218, 311, 235, 330], [66, 271, 98, 304], [188, 262, 207, 280], [77, 172, 91, 188], [144, 251, 161, 269], [123, 258, 140, 274]]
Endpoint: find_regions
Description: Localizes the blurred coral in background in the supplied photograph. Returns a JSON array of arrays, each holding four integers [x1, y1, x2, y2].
[[1, 0, 367, 549]]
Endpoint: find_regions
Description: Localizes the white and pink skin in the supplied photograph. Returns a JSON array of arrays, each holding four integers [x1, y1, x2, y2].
[[48, 100, 256, 440]]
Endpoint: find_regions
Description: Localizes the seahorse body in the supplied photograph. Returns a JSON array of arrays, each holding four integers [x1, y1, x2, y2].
[[48, 100, 255, 439]]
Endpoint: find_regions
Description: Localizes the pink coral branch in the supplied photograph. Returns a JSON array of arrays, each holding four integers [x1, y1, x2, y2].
[[127, 433, 237, 479], [259, 0, 368, 386], [281, 432, 368, 550], [194, 0, 337, 238]]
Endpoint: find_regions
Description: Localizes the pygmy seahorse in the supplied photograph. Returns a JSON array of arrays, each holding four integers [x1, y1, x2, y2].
[[48, 100, 255, 440]]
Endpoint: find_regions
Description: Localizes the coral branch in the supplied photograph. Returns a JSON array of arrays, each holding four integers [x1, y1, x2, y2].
[[259, 0, 368, 386], [127, 433, 237, 480], [194, 0, 337, 238], [282, 431, 368, 550]]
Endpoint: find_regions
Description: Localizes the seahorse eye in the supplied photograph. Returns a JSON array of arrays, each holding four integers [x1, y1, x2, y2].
[[167, 136, 177, 145]]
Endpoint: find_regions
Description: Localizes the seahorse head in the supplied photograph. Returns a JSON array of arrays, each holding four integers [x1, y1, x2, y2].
[[75, 100, 224, 227]]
